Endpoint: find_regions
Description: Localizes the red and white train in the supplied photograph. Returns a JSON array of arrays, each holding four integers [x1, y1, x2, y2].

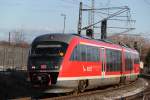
[[28, 34, 140, 93]]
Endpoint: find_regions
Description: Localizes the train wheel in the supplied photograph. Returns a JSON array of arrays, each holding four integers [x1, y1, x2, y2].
[[120, 76, 126, 85], [78, 80, 87, 93]]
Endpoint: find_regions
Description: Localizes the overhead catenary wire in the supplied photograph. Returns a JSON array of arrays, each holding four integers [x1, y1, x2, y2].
[[60, 0, 135, 38], [82, 8, 129, 30], [144, 0, 150, 5], [60, 0, 92, 8]]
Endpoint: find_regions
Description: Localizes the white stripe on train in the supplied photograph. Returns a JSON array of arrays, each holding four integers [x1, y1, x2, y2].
[[57, 73, 139, 81]]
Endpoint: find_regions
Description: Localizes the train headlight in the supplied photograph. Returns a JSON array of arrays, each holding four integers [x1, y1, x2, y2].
[[32, 66, 35, 69], [59, 52, 64, 56], [55, 66, 59, 69]]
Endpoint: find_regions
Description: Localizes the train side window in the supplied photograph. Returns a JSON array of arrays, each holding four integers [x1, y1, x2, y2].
[[106, 49, 111, 71], [87, 46, 91, 61], [125, 52, 133, 71], [70, 46, 76, 61], [70, 44, 100, 62], [86, 45, 100, 62], [134, 54, 140, 64], [81, 45, 86, 61], [106, 49, 122, 72], [78, 45, 82, 61]]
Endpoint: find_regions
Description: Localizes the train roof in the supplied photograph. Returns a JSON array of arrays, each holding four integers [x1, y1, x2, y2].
[[33, 34, 74, 44], [32, 33, 138, 53], [33, 33, 112, 44]]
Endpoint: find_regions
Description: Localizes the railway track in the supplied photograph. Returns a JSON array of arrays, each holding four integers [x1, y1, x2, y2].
[[24, 78, 147, 100], [124, 83, 150, 99]]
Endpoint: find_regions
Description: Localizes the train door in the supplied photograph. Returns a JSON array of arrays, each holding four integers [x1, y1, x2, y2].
[[101, 48, 105, 79]]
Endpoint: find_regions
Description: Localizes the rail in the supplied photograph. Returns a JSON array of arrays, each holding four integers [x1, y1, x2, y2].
[[29, 78, 148, 100]]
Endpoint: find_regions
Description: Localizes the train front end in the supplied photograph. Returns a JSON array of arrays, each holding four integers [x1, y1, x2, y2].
[[27, 34, 71, 87]]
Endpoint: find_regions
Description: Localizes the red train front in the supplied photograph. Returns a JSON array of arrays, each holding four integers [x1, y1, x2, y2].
[[27, 34, 140, 92]]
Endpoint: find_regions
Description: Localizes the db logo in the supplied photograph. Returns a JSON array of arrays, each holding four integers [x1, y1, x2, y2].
[[83, 66, 92, 72]]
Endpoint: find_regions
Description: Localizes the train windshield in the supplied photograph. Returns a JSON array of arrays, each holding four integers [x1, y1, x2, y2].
[[32, 41, 68, 56], [29, 41, 68, 70]]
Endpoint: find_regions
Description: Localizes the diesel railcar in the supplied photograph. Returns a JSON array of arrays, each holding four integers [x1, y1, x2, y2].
[[27, 34, 140, 93]]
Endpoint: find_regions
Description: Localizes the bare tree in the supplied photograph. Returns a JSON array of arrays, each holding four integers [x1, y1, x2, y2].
[[12, 30, 26, 45], [108, 34, 150, 61]]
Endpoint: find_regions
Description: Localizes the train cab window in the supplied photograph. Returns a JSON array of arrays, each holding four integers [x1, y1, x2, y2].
[[106, 49, 122, 72], [125, 52, 133, 71], [70, 44, 100, 62], [31, 41, 68, 56]]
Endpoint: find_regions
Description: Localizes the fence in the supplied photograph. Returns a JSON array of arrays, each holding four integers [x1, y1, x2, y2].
[[0, 45, 29, 71]]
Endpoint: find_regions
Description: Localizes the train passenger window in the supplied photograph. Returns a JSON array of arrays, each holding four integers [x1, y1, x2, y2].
[[106, 49, 122, 72], [86, 46, 92, 61], [71, 46, 78, 60], [70, 44, 100, 62], [125, 52, 133, 71], [134, 54, 140, 64]]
